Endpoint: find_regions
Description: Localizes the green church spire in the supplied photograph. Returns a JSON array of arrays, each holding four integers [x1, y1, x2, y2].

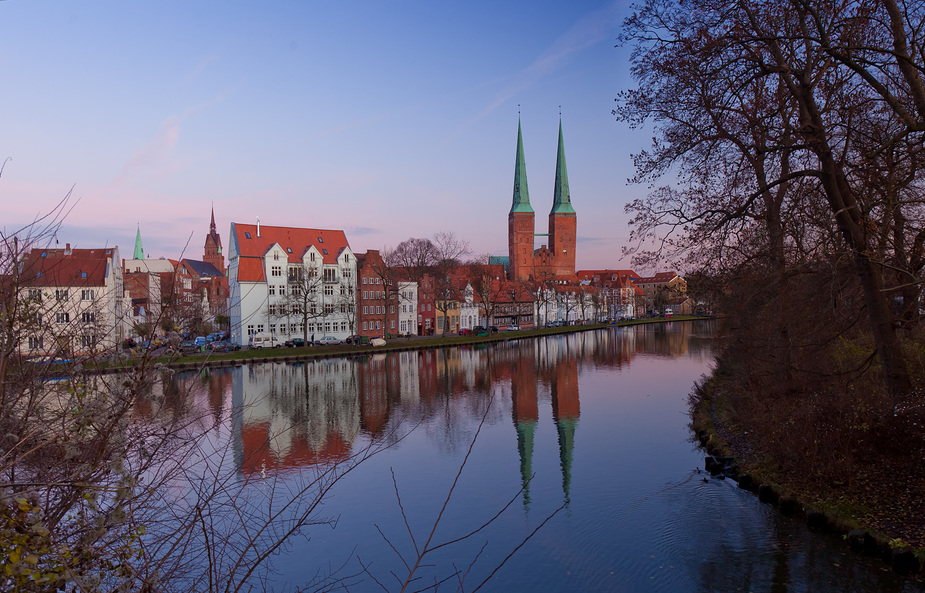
[[510, 118, 534, 215], [550, 119, 575, 215], [133, 224, 144, 259]]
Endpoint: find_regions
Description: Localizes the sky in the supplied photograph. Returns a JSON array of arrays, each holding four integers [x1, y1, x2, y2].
[[0, 0, 652, 271]]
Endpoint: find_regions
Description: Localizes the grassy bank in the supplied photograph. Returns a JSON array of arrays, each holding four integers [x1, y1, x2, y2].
[[96, 316, 705, 372], [690, 355, 925, 574]]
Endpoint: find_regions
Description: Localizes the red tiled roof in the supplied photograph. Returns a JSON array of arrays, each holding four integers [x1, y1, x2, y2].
[[233, 223, 350, 283], [19, 248, 114, 287]]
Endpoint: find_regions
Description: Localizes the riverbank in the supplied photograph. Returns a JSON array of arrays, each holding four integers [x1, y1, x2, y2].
[[91, 316, 706, 373], [691, 374, 925, 577]]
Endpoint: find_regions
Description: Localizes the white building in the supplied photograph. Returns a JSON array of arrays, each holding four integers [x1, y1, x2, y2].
[[397, 281, 418, 336], [227, 222, 357, 347], [17, 245, 126, 355]]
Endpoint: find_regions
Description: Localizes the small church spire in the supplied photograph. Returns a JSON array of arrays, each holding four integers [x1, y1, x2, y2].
[[550, 119, 575, 215], [133, 224, 144, 260], [510, 117, 534, 215], [210, 203, 216, 234]]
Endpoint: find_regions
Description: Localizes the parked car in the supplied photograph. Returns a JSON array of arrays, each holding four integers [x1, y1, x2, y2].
[[209, 340, 238, 352], [345, 335, 369, 345], [285, 338, 306, 348], [179, 340, 201, 354], [489, 326, 500, 333], [459, 328, 473, 336], [250, 332, 282, 349], [314, 336, 343, 346], [507, 324, 520, 331]]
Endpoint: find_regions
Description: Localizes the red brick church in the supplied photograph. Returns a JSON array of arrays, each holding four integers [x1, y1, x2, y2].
[[507, 119, 577, 282]]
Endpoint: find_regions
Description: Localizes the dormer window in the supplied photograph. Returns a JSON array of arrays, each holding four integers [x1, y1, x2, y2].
[[245, 232, 252, 239], [317, 237, 324, 244], [287, 247, 292, 253], [322, 249, 328, 255]]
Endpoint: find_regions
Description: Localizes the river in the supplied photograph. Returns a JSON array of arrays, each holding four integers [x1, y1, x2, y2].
[[156, 320, 924, 592]]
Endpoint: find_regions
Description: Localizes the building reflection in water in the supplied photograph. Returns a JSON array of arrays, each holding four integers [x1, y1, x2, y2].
[[154, 325, 699, 501]]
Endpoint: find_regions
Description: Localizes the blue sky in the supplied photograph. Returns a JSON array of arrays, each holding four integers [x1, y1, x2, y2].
[[0, 0, 648, 271]]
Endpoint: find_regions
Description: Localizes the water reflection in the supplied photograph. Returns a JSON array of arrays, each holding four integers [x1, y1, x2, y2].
[[148, 321, 924, 593], [163, 323, 708, 495]]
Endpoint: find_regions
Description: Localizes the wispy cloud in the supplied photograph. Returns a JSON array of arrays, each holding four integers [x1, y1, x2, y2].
[[453, 1, 623, 135], [109, 92, 229, 189]]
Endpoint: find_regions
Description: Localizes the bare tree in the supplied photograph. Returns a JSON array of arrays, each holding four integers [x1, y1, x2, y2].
[[618, 0, 925, 398]]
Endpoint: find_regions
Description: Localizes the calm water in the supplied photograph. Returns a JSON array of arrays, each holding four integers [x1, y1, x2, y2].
[[159, 321, 924, 592]]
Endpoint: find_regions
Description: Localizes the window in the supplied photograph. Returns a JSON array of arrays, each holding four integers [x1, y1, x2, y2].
[[376, 321, 381, 329], [55, 289, 68, 301], [56, 312, 70, 323], [81, 312, 95, 323], [363, 291, 368, 299], [28, 289, 42, 301], [245, 232, 252, 239], [273, 252, 279, 260], [323, 268, 336, 282], [269, 325, 276, 334], [81, 335, 96, 348], [341, 322, 348, 332], [310, 252, 316, 262], [28, 336, 43, 350], [268, 304, 277, 315], [247, 325, 255, 335], [256, 324, 264, 333], [324, 285, 334, 296], [269, 285, 276, 296], [363, 306, 368, 314], [390, 320, 395, 329], [322, 249, 328, 255], [363, 277, 368, 285], [376, 278, 381, 284], [363, 322, 368, 330], [279, 286, 285, 296], [376, 306, 382, 315], [324, 304, 334, 314], [287, 247, 292, 254], [271, 266, 282, 277], [390, 305, 395, 314], [317, 236, 324, 244]]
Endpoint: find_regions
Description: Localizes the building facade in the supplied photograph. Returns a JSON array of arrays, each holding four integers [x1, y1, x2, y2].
[[507, 119, 577, 283], [18, 245, 125, 356], [227, 222, 356, 346]]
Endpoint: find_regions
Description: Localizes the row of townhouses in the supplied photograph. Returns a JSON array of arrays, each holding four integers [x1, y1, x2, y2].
[[9, 122, 689, 356]]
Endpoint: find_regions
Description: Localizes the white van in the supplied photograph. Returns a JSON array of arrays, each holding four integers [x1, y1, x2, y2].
[[249, 332, 282, 349]]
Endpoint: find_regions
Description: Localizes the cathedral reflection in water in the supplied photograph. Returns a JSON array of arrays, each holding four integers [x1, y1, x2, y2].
[[157, 325, 699, 502]]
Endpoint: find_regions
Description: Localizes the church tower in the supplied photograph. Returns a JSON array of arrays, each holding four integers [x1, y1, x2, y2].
[[508, 118, 535, 282], [548, 120, 576, 278], [203, 206, 224, 274]]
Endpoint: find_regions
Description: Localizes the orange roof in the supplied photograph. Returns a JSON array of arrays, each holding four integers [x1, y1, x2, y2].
[[19, 247, 114, 287], [232, 223, 350, 283]]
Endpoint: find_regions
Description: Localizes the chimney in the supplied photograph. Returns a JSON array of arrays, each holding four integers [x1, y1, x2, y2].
[[256, 217, 261, 238], [65, 243, 71, 255]]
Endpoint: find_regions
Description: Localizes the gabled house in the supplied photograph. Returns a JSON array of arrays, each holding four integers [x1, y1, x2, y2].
[[18, 245, 125, 355], [227, 222, 356, 346]]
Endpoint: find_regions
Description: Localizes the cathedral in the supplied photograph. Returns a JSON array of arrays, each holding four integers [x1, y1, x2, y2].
[[507, 119, 577, 282]]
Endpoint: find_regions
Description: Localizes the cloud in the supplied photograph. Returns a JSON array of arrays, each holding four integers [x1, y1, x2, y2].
[[458, 2, 623, 131], [109, 92, 229, 189]]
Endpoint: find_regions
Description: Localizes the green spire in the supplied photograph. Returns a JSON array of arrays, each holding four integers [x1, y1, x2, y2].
[[556, 417, 577, 502], [133, 224, 144, 259], [510, 118, 534, 215], [516, 419, 537, 507], [550, 119, 575, 215]]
